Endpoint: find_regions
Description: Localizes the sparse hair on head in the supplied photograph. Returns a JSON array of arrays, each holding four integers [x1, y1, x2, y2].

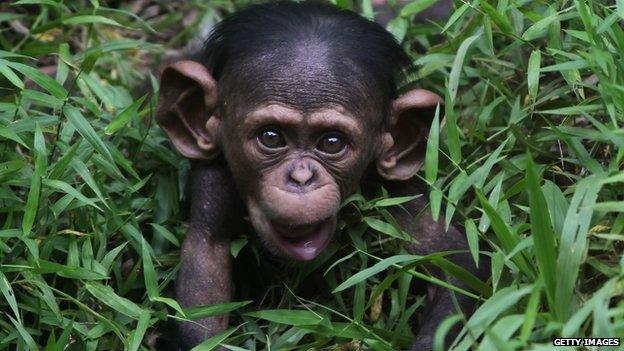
[[201, 1, 412, 120]]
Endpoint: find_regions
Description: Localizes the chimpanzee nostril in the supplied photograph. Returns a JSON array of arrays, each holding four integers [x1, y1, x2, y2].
[[289, 163, 316, 187]]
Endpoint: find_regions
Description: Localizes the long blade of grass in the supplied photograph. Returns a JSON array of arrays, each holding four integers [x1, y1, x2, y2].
[[555, 174, 603, 320], [525, 153, 557, 310]]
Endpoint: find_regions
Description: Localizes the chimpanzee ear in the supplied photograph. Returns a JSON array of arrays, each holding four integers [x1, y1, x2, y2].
[[156, 60, 220, 160], [377, 89, 443, 180]]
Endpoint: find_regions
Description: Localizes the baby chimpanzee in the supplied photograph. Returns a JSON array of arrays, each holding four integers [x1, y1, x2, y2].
[[156, 2, 487, 350]]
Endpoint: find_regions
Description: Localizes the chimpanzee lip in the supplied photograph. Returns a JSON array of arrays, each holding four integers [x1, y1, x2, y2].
[[269, 216, 336, 261]]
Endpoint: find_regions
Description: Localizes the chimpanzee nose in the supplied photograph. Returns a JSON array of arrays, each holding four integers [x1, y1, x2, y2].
[[288, 161, 316, 188]]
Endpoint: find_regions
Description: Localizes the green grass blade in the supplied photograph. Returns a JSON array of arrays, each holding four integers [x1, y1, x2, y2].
[[449, 31, 481, 102], [333, 255, 417, 293], [190, 327, 238, 351], [475, 188, 534, 277], [21, 124, 46, 237], [246, 310, 323, 326], [0, 271, 20, 322], [84, 282, 144, 319], [525, 153, 557, 310], [555, 174, 603, 320], [527, 50, 541, 101], [5, 61, 67, 99]]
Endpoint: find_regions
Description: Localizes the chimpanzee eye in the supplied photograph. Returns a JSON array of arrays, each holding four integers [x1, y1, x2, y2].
[[317, 132, 345, 154], [258, 128, 286, 149]]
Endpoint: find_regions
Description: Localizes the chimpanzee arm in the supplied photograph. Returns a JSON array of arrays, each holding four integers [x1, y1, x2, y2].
[[176, 161, 240, 349], [385, 181, 489, 351]]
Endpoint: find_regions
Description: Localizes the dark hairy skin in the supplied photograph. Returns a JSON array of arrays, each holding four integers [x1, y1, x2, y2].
[[385, 180, 490, 349], [174, 161, 239, 346], [156, 2, 488, 350]]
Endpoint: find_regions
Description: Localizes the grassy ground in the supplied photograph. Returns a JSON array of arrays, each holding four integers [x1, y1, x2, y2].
[[0, 0, 623, 350]]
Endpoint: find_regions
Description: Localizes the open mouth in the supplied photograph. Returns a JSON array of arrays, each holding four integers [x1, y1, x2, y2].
[[269, 216, 336, 261]]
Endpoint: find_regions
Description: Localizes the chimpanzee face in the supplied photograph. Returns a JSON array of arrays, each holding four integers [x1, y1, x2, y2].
[[219, 102, 380, 260], [212, 44, 389, 259], [155, 2, 442, 261]]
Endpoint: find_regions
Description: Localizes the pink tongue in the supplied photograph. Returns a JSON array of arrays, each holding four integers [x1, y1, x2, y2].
[[289, 236, 324, 260], [270, 216, 336, 261]]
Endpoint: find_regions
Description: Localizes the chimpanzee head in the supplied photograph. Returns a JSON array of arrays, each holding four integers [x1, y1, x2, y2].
[[156, 1, 442, 260]]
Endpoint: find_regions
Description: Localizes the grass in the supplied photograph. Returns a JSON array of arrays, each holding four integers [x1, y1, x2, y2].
[[0, 0, 623, 350]]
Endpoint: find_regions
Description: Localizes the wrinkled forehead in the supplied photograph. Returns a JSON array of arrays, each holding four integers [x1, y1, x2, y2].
[[245, 103, 363, 133], [217, 41, 387, 121]]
